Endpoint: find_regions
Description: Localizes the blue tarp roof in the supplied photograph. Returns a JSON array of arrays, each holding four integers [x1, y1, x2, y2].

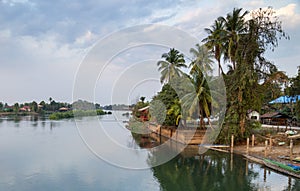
[[269, 95, 300, 104]]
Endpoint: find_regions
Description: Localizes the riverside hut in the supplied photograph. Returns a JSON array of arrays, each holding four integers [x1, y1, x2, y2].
[[138, 106, 150, 121], [260, 112, 290, 125]]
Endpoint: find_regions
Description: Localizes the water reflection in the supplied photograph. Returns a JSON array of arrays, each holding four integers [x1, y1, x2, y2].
[[132, 132, 300, 191], [0, 115, 300, 191]]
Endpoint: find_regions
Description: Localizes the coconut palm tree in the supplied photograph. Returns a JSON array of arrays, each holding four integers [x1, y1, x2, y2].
[[218, 8, 248, 70], [202, 19, 226, 76], [181, 67, 212, 129], [157, 48, 187, 84], [179, 44, 216, 128], [189, 44, 214, 75]]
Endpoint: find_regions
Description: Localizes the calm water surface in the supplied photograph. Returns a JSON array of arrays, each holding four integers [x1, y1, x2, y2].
[[0, 112, 299, 191]]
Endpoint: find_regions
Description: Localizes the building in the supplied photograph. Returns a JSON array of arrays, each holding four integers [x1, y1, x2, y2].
[[260, 112, 290, 125], [269, 95, 300, 104], [19, 106, 31, 112], [138, 106, 150, 121], [58, 107, 70, 112], [247, 110, 260, 121]]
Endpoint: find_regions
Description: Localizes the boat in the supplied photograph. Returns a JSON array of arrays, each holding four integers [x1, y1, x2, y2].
[[263, 159, 300, 179], [278, 156, 300, 163]]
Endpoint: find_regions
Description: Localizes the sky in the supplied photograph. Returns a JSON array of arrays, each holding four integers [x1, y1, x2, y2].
[[0, 0, 299, 105]]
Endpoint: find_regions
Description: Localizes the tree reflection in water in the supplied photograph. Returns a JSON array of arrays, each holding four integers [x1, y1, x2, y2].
[[132, 132, 300, 191]]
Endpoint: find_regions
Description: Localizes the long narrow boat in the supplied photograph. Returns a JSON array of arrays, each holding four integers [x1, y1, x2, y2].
[[278, 156, 300, 163], [263, 159, 300, 179]]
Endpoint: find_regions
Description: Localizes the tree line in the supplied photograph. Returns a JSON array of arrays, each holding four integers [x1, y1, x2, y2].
[[0, 98, 102, 114]]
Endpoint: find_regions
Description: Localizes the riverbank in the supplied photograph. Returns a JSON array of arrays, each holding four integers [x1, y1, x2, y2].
[[0, 112, 39, 116], [233, 144, 300, 163]]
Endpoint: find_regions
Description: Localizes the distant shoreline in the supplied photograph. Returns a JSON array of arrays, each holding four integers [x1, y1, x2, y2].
[[0, 112, 39, 116]]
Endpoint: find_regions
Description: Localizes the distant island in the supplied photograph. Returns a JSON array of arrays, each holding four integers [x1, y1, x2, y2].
[[0, 99, 123, 120]]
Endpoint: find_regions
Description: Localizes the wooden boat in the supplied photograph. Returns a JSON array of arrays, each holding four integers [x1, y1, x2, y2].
[[263, 159, 300, 179], [278, 156, 300, 163]]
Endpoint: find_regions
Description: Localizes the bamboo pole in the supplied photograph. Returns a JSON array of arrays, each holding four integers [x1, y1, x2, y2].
[[269, 137, 272, 150], [252, 134, 255, 147]]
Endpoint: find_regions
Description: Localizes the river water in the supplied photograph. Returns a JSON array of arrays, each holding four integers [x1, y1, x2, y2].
[[0, 112, 299, 191]]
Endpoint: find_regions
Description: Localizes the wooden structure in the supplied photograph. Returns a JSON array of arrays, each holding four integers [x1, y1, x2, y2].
[[260, 112, 290, 126], [148, 123, 206, 145]]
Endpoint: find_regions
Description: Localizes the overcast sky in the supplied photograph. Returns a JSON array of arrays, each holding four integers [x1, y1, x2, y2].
[[0, 0, 299, 105]]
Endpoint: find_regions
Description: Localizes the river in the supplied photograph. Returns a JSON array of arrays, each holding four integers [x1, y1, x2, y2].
[[0, 112, 299, 191]]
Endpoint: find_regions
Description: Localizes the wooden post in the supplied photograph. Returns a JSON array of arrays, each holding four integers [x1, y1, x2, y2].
[[231, 134, 234, 153], [269, 137, 272, 150], [252, 134, 255, 147], [245, 159, 249, 176], [159, 126, 162, 144], [246, 137, 249, 155], [264, 140, 268, 157], [290, 139, 294, 161], [263, 167, 267, 182], [230, 153, 233, 172]]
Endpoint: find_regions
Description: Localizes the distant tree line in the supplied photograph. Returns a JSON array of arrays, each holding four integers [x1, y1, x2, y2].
[[0, 98, 103, 114]]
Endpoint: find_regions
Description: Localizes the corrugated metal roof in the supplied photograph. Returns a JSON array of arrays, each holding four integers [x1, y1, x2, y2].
[[269, 95, 300, 104]]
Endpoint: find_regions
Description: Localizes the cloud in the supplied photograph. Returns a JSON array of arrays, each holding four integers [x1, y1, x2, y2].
[[275, 3, 300, 29], [74, 30, 98, 47], [0, 0, 300, 104]]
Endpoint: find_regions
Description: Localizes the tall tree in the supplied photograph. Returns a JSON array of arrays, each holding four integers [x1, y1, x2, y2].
[[182, 67, 212, 129], [202, 19, 226, 75], [13, 103, 19, 113], [285, 66, 300, 97], [157, 48, 187, 84], [189, 44, 214, 74], [186, 44, 215, 128], [218, 8, 248, 70], [206, 7, 288, 138]]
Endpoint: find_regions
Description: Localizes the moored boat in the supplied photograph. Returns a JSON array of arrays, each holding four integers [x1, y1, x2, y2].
[[263, 159, 300, 179]]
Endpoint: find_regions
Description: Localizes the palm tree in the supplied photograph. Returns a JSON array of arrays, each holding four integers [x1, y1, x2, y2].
[[189, 44, 214, 75], [180, 44, 215, 128], [157, 48, 187, 84], [218, 8, 248, 70], [181, 67, 212, 129], [202, 19, 226, 76]]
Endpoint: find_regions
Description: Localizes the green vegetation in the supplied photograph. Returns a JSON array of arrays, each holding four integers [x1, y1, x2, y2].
[[219, 7, 289, 141], [151, 84, 180, 126], [49, 109, 111, 120], [132, 97, 149, 119], [131, 7, 294, 144], [0, 98, 112, 120]]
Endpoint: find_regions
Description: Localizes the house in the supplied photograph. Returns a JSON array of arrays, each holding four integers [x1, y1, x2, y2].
[[138, 106, 150, 121], [19, 106, 31, 112], [247, 110, 260, 121], [59, 107, 70, 112], [260, 112, 290, 125]]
